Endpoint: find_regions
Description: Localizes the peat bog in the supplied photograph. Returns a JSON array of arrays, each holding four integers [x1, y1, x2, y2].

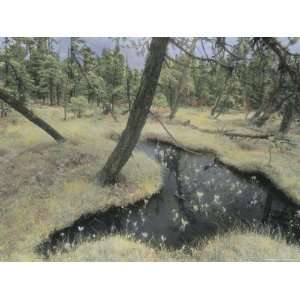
[[37, 141, 300, 257]]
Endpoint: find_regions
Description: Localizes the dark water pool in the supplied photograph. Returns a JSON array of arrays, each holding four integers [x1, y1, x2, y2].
[[37, 140, 300, 256]]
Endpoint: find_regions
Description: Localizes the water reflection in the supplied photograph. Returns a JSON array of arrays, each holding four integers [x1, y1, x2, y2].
[[38, 141, 300, 256]]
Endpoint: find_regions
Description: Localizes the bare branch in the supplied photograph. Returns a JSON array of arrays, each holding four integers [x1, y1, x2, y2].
[[170, 38, 234, 71]]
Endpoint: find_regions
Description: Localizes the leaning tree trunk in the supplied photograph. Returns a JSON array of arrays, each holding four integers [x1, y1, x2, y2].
[[250, 79, 282, 127], [279, 100, 294, 135], [97, 37, 169, 184], [0, 88, 65, 142]]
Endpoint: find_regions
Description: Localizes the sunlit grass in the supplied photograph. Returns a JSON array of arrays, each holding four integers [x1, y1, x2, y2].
[[49, 235, 173, 262], [192, 231, 300, 261], [48, 230, 300, 262]]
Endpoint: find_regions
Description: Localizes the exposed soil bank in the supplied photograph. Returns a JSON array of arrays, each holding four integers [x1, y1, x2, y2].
[[37, 141, 300, 257]]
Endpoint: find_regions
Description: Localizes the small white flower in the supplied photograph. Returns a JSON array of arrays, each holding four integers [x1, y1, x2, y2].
[[179, 218, 189, 231], [203, 203, 209, 209], [213, 195, 221, 205], [172, 212, 179, 222], [161, 235, 166, 242], [64, 242, 71, 250], [78, 226, 84, 232], [159, 150, 164, 158], [237, 189, 242, 195], [251, 199, 258, 206], [184, 175, 190, 182], [214, 194, 220, 201], [92, 234, 96, 238], [60, 232, 65, 237], [193, 204, 199, 212], [142, 232, 148, 238], [196, 191, 204, 199]]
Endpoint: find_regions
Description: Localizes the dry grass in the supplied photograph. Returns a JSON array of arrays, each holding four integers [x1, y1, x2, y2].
[[192, 231, 300, 261], [0, 106, 162, 261], [48, 230, 300, 262], [1, 105, 300, 261], [49, 235, 173, 262]]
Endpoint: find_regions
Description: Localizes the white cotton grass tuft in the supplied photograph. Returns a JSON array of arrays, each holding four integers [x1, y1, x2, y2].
[[179, 218, 189, 232], [192, 204, 199, 212], [196, 191, 204, 200], [142, 232, 148, 238], [161, 235, 166, 242]]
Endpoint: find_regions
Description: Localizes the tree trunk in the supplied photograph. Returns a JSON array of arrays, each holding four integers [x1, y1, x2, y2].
[[169, 38, 198, 120], [0, 88, 65, 142], [96, 96, 101, 107], [49, 78, 54, 106], [0, 101, 4, 118], [126, 71, 131, 110], [97, 37, 169, 184], [64, 98, 68, 121], [211, 93, 223, 116], [243, 95, 251, 120], [279, 100, 294, 135], [56, 85, 60, 105], [250, 79, 282, 126]]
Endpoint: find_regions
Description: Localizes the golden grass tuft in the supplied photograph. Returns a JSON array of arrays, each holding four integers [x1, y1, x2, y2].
[[191, 231, 300, 261], [48, 230, 300, 262], [49, 235, 172, 262]]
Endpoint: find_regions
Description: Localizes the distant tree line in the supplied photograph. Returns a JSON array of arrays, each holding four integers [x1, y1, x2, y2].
[[0, 37, 141, 118]]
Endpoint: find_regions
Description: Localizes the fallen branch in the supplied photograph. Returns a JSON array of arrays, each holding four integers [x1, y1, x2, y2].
[[162, 116, 297, 146], [148, 111, 215, 157]]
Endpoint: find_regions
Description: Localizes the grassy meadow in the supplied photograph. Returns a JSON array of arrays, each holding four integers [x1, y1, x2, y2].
[[1, 104, 300, 261]]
